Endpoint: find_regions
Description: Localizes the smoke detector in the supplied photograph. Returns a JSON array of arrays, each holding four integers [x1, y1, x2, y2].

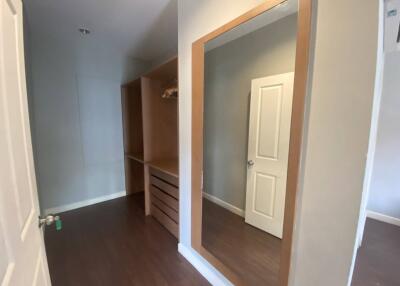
[[78, 28, 91, 35]]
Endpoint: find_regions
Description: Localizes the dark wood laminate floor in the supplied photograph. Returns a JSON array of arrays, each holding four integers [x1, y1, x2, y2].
[[352, 218, 400, 286], [202, 199, 282, 286], [45, 193, 209, 286]]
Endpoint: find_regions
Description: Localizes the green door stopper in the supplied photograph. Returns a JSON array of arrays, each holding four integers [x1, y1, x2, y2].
[[55, 217, 62, 231]]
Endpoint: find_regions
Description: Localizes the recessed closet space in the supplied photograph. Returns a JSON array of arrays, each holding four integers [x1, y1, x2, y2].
[[122, 57, 179, 238], [21, 0, 199, 284], [122, 79, 145, 194]]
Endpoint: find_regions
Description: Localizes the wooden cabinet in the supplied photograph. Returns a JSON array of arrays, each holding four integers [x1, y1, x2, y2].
[[121, 57, 179, 239], [149, 166, 179, 238]]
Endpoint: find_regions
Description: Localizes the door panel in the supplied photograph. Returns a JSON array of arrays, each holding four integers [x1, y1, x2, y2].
[[0, 0, 51, 285], [256, 85, 283, 160], [2, 0, 34, 232], [245, 73, 294, 239], [254, 173, 276, 217]]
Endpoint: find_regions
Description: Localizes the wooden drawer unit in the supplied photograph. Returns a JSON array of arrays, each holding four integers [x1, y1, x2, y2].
[[149, 167, 179, 239]]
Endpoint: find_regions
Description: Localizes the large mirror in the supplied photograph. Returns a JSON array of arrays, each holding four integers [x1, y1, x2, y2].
[[192, 0, 312, 285]]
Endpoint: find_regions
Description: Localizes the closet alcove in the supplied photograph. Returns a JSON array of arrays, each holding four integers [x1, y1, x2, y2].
[[121, 57, 179, 238]]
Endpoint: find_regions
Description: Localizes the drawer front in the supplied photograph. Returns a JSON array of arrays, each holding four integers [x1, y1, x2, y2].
[[150, 175, 179, 199], [150, 185, 179, 211], [149, 167, 180, 240], [151, 194, 179, 223], [149, 167, 179, 187], [151, 204, 179, 238]]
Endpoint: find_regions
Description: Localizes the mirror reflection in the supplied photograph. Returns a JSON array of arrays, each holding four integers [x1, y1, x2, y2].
[[202, 2, 298, 285]]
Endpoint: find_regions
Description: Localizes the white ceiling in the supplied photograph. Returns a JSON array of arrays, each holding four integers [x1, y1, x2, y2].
[[24, 0, 178, 62], [206, 0, 298, 52]]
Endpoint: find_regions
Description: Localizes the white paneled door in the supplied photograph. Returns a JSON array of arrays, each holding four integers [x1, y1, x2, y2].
[[245, 73, 294, 239], [0, 0, 51, 285]]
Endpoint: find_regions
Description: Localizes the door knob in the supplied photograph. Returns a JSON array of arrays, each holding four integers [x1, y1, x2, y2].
[[247, 160, 254, 167], [39, 214, 62, 231]]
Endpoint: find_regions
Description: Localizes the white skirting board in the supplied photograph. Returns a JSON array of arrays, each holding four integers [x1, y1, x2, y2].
[[202, 192, 245, 217], [178, 243, 234, 286], [367, 210, 400, 227], [44, 191, 126, 215]]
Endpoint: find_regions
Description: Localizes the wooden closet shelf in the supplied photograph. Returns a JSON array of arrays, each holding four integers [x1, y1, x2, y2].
[[147, 158, 179, 178], [125, 153, 144, 163]]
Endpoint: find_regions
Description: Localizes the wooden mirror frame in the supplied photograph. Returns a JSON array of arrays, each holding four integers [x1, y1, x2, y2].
[[191, 0, 312, 285]]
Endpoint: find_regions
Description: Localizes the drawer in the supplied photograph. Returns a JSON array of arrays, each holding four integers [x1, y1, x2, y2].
[[150, 175, 179, 199], [149, 167, 179, 187], [149, 166, 179, 240], [151, 194, 179, 223], [151, 204, 179, 238], [150, 185, 179, 212]]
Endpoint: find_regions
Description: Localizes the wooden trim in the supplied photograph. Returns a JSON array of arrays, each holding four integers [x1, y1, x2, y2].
[[279, 1, 312, 285], [191, 38, 204, 252], [191, 1, 313, 285], [196, 0, 286, 44]]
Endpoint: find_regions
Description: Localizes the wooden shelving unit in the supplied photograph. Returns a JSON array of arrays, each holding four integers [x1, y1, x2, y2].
[[121, 57, 179, 239], [122, 78, 144, 195], [147, 158, 179, 178], [125, 152, 144, 163]]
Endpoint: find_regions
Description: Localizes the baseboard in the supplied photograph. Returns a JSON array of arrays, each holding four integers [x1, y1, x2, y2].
[[202, 192, 245, 217], [178, 243, 233, 286], [45, 191, 126, 215], [367, 210, 400, 227]]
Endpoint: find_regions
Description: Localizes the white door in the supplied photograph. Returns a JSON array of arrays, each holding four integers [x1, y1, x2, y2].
[[0, 0, 51, 285], [245, 73, 294, 238]]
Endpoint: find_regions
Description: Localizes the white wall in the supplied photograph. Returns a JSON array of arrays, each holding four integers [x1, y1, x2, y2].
[[290, 1, 380, 285], [24, 20, 150, 212], [178, 1, 380, 285], [367, 51, 400, 220], [204, 14, 297, 211]]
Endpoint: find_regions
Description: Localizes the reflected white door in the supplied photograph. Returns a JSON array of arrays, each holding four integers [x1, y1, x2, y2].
[[245, 73, 294, 238], [0, 0, 51, 285]]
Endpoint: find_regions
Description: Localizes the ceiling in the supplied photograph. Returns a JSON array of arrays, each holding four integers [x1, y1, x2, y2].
[[24, 0, 178, 63], [206, 0, 298, 52]]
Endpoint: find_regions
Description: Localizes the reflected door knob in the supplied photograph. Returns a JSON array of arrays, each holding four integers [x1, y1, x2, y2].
[[39, 214, 62, 231], [247, 160, 254, 167]]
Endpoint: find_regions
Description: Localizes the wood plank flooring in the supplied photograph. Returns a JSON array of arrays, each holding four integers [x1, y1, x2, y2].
[[202, 199, 282, 286], [46, 193, 400, 286], [45, 193, 209, 286], [351, 218, 400, 286]]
